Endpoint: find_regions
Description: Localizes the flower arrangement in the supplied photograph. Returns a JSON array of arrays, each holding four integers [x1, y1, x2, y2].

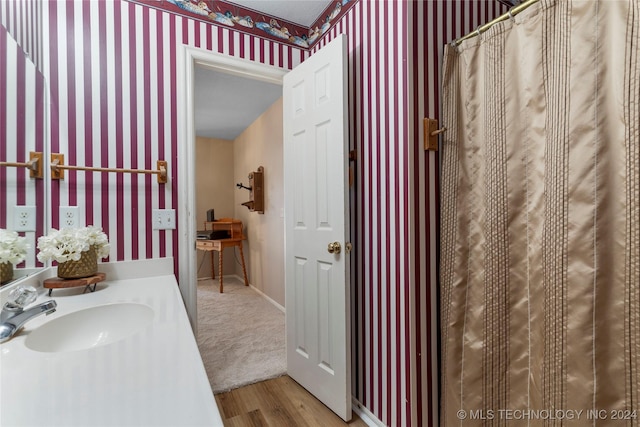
[[0, 229, 30, 265], [37, 225, 110, 263]]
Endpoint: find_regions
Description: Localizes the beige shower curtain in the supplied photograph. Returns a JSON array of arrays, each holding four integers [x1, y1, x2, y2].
[[440, 0, 639, 425]]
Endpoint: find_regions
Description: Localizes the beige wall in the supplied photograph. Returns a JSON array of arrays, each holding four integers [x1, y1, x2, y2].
[[233, 98, 285, 307], [195, 137, 236, 279]]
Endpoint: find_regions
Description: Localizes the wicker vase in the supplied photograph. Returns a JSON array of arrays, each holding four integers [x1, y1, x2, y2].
[[0, 262, 13, 284], [57, 246, 98, 279]]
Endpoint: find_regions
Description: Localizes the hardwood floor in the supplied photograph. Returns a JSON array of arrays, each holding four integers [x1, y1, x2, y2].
[[215, 375, 369, 427]]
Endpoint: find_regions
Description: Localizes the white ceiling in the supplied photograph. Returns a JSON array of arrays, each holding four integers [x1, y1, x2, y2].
[[226, 0, 333, 26], [194, 1, 332, 140], [194, 65, 282, 140]]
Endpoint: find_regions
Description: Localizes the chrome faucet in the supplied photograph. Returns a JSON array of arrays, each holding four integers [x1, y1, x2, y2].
[[0, 286, 57, 343]]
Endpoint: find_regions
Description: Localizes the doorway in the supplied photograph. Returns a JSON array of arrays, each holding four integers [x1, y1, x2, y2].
[[177, 46, 287, 330], [177, 46, 288, 392], [192, 65, 282, 290], [178, 37, 352, 419]]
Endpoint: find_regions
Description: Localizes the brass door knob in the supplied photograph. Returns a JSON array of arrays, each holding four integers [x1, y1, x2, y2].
[[327, 242, 341, 254]]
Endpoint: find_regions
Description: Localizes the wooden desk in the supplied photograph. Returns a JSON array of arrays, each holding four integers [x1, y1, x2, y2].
[[196, 219, 249, 293]]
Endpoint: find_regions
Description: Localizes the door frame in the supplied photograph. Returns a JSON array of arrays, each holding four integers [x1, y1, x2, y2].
[[177, 46, 287, 330]]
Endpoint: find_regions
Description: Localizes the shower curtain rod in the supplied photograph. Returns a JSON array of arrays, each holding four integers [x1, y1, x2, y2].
[[452, 0, 540, 46]]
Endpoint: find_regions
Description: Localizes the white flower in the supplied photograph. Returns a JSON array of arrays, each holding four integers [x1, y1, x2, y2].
[[0, 229, 30, 264], [37, 226, 110, 263]]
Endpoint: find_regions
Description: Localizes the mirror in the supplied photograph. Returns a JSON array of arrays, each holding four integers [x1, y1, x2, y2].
[[0, 26, 47, 287]]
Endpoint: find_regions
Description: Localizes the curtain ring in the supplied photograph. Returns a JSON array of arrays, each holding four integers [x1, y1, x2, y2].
[[507, 6, 516, 21], [474, 25, 482, 41]]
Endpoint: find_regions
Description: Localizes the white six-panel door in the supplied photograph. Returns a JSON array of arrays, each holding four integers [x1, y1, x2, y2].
[[283, 34, 351, 421]]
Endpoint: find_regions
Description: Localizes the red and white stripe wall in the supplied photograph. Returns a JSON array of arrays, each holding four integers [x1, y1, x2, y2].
[[0, 21, 46, 269], [313, 4, 415, 425], [409, 3, 506, 425], [41, 0, 303, 268], [1, 0, 505, 425], [0, 0, 42, 68], [314, 2, 505, 426]]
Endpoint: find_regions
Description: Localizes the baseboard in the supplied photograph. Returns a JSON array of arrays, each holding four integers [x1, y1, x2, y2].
[[352, 398, 386, 427], [220, 274, 285, 313], [246, 279, 286, 313], [196, 274, 238, 282], [249, 284, 285, 313]]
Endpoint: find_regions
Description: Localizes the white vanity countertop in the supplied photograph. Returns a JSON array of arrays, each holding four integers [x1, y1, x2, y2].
[[0, 272, 223, 427]]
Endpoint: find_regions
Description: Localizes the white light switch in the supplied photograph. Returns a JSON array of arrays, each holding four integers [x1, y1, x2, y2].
[[152, 209, 176, 230]]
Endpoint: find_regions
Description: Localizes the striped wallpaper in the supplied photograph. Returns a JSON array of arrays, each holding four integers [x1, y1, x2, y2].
[[311, 2, 411, 425], [2, 0, 506, 425], [0, 0, 42, 70], [39, 0, 303, 271], [0, 23, 46, 269], [313, 1, 505, 426], [410, 3, 506, 425], [411, 3, 506, 426]]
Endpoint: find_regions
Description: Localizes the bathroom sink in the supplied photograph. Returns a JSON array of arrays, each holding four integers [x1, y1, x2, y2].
[[24, 303, 154, 352]]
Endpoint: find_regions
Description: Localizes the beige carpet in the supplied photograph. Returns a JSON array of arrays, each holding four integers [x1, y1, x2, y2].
[[196, 276, 286, 394]]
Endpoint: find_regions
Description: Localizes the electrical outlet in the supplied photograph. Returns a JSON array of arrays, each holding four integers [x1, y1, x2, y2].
[[60, 206, 80, 228], [13, 206, 36, 232], [152, 209, 176, 230]]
